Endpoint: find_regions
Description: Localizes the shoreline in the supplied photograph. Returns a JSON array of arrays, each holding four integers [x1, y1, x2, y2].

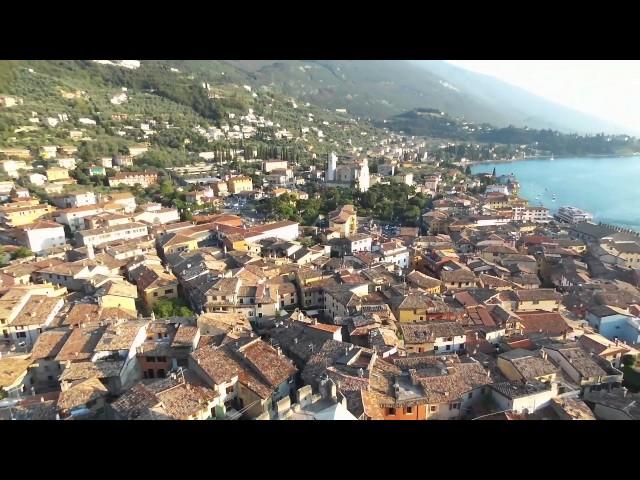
[[465, 153, 640, 167], [468, 157, 640, 234]]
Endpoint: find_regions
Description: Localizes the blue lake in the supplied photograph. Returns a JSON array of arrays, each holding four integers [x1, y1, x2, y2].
[[470, 156, 640, 230]]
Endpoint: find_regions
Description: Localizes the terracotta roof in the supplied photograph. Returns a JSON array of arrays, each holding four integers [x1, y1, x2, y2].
[[63, 304, 98, 327], [515, 311, 572, 337], [172, 325, 199, 347], [55, 324, 106, 362], [499, 349, 557, 380], [10, 296, 62, 327], [0, 356, 32, 388], [307, 323, 342, 334], [191, 339, 297, 400], [57, 377, 108, 412], [94, 321, 146, 352], [400, 322, 465, 344], [134, 266, 178, 291], [59, 360, 124, 382], [515, 289, 561, 303], [406, 270, 442, 290], [30, 330, 70, 360]]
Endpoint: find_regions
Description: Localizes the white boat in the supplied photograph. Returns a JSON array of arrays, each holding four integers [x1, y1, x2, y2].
[[550, 154, 554, 161]]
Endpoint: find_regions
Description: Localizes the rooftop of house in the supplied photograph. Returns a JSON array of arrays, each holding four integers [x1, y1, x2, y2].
[[191, 338, 297, 400], [515, 311, 572, 337], [171, 324, 199, 348], [301, 340, 371, 388], [489, 380, 553, 399], [400, 322, 465, 344], [197, 312, 251, 333], [515, 289, 562, 303], [56, 324, 106, 362], [544, 345, 610, 378], [478, 274, 515, 289], [133, 266, 178, 291], [77, 222, 148, 238], [587, 304, 630, 318], [578, 332, 639, 357], [548, 397, 596, 420], [585, 389, 640, 419], [96, 280, 138, 299], [499, 349, 558, 380], [405, 270, 442, 290], [0, 355, 32, 388], [30, 330, 70, 360], [366, 355, 492, 410], [94, 321, 147, 352], [57, 377, 109, 412], [10, 296, 62, 327], [59, 360, 125, 382]]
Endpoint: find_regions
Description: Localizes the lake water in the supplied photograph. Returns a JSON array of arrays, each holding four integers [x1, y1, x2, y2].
[[470, 156, 640, 230]]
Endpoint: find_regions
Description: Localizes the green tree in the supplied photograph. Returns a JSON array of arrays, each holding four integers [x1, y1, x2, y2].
[[153, 299, 176, 318], [175, 305, 194, 317], [13, 247, 33, 259]]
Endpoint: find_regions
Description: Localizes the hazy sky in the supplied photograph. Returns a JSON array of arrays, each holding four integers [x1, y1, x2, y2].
[[446, 60, 640, 135]]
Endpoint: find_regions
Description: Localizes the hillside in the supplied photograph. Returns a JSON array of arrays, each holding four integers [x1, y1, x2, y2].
[[0, 60, 381, 164], [174, 60, 625, 135], [410, 61, 629, 135]]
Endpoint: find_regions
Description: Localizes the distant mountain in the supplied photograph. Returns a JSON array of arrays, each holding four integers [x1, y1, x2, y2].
[[174, 60, 628, 136], [410, 61, 630, 135], [383, 108, 640, 156]]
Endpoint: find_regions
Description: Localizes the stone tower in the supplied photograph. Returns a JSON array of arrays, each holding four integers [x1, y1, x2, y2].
[[326, 152, 337, 182]]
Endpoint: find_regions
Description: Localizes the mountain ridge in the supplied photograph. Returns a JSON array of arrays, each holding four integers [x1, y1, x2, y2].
[[174, 60, 626, 135]]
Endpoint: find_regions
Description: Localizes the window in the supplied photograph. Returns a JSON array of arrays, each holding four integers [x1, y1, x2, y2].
[[157, 356, 166, 362], [226, 385, 234, 395], [430, 406, 437, 412], [468, 392, 473, 399], [17, 332, 26, 338], [165, 289, 173, 295], [446, 344, 451, 351], [406, 406, 413, 414], [153, 292, 158, 297], [147, 356, 155, 363], [387, 407, 396, 416]]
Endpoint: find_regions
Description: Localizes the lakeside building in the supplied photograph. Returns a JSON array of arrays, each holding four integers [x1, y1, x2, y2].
[[555, 206, 594, 224]]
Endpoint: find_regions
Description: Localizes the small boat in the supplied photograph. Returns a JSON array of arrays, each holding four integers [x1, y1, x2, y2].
[[550, 154, 555, 161]]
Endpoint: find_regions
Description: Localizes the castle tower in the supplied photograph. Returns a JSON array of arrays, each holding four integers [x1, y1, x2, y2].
[[326, 152, 337, 182]]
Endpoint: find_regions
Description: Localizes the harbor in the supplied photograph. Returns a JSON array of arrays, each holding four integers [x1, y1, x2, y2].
[[471, 155, 640, 232]]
